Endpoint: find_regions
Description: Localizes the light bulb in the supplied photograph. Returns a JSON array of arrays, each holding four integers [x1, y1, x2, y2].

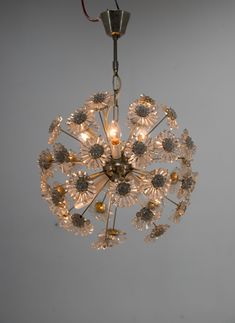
[[108, 120, 121, 145], [108, 120, 122, 159], [135, 127, 147, 141], [78, 131, 91, 142]]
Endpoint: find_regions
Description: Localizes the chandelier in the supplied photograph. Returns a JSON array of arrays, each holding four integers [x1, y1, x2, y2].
[[38, 1, 198, 250]]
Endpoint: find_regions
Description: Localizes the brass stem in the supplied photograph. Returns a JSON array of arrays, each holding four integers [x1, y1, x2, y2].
[[89, 171, 105, 180]]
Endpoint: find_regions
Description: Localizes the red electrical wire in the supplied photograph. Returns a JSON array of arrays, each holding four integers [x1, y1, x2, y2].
[[81, 0, 100, 22], [81, 0, 120, 22]]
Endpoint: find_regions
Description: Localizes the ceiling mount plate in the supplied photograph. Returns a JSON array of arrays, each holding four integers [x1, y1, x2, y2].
[[100, 10, 130, 38]]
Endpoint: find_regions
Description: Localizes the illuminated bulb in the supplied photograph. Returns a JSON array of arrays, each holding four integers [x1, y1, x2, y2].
[[78, 131, 91, 142], [108, 120, 122, 159], [108, 120, 121, 145], [135, 127, 148, 141]]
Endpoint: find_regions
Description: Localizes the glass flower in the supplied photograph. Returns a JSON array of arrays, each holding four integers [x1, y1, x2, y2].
[[66, 171, 96, 209], [169, 201, 188, 224], [143, 168, 171, 201], [132, 205, 162, 230], [60, 213, 94, 236], [109, 178, 138, 207], [162, 106, 178, 129], [91, 228, 126, 250], [48, 183, 69, 217], [128, 96, 158, 128], [52, 143, 80, 174], [66, 106, 97, 135], [40, 174, 51, 200], [180, 129, 196, 161], [139, 94, 156, 106], [85, 91, 113, 111], [124, 136, 154, 168], [177, 169, 198, 199], [80, 136, 111, 169], [144, 224, 170, 243], [53, 143, 70, 163], [48, 116, 62, 144], [38, 149, 54, 176], [155, 130, 180, 163]]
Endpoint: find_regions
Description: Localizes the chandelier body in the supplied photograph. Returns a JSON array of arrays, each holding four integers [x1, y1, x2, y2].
[[38, 7, 198, 250]]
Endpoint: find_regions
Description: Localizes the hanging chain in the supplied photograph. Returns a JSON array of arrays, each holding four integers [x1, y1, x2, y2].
[[112, 36, 121, 122], [80, 0, 122, 122]]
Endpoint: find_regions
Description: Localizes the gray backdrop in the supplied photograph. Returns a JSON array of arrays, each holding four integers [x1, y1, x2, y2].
[[1, 0, 235, 322]]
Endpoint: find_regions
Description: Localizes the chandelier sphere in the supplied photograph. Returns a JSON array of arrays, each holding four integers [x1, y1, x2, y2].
[[38, 6, 198, 250]]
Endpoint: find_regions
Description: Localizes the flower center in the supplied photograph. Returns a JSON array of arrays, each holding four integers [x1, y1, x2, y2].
[[177, 202, 187, 215], [151, 174, 166, 188], [137, 207, 154, 221], [49, 119, 59, 133], [51, 188, 64, 206], [150, 225, 169, 238], [71, 214, 85, 227], [132, 141, 147, 156], [76, 177, 89, 192], [54, 145, 69, 163], [116, 182, 131, 196], [165, 107, 177, 120], [90, 144, 104, 159], [135, 104, 150, 117], [73, 111, 87, 124], [181, 176, 193, 190], [162, 138, 175, 152], [186, 136, 194, 149], [93, 93, 106, 103], [39, 151, 53, 170]]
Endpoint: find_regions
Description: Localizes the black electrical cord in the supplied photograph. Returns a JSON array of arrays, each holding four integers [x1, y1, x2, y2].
[[81, 0, 120, 22], [114, 0, 120, 10]]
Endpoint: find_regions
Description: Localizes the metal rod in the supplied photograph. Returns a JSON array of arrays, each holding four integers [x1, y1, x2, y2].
[[122, 126, 136, 152], [112, 206, 118, 229], [105, 196, 112, 238], [102, 191, 108, 203], [89, 171, 105, 180], [165, 196, 179, 207], [99, 112, 110, 144], [113, 36, 119, 74], [60, 128, 89, 148], [147, 115, 167, 136]]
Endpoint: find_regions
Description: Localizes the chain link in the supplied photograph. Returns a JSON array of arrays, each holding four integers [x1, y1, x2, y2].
[[112, 73, 121, 121]]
